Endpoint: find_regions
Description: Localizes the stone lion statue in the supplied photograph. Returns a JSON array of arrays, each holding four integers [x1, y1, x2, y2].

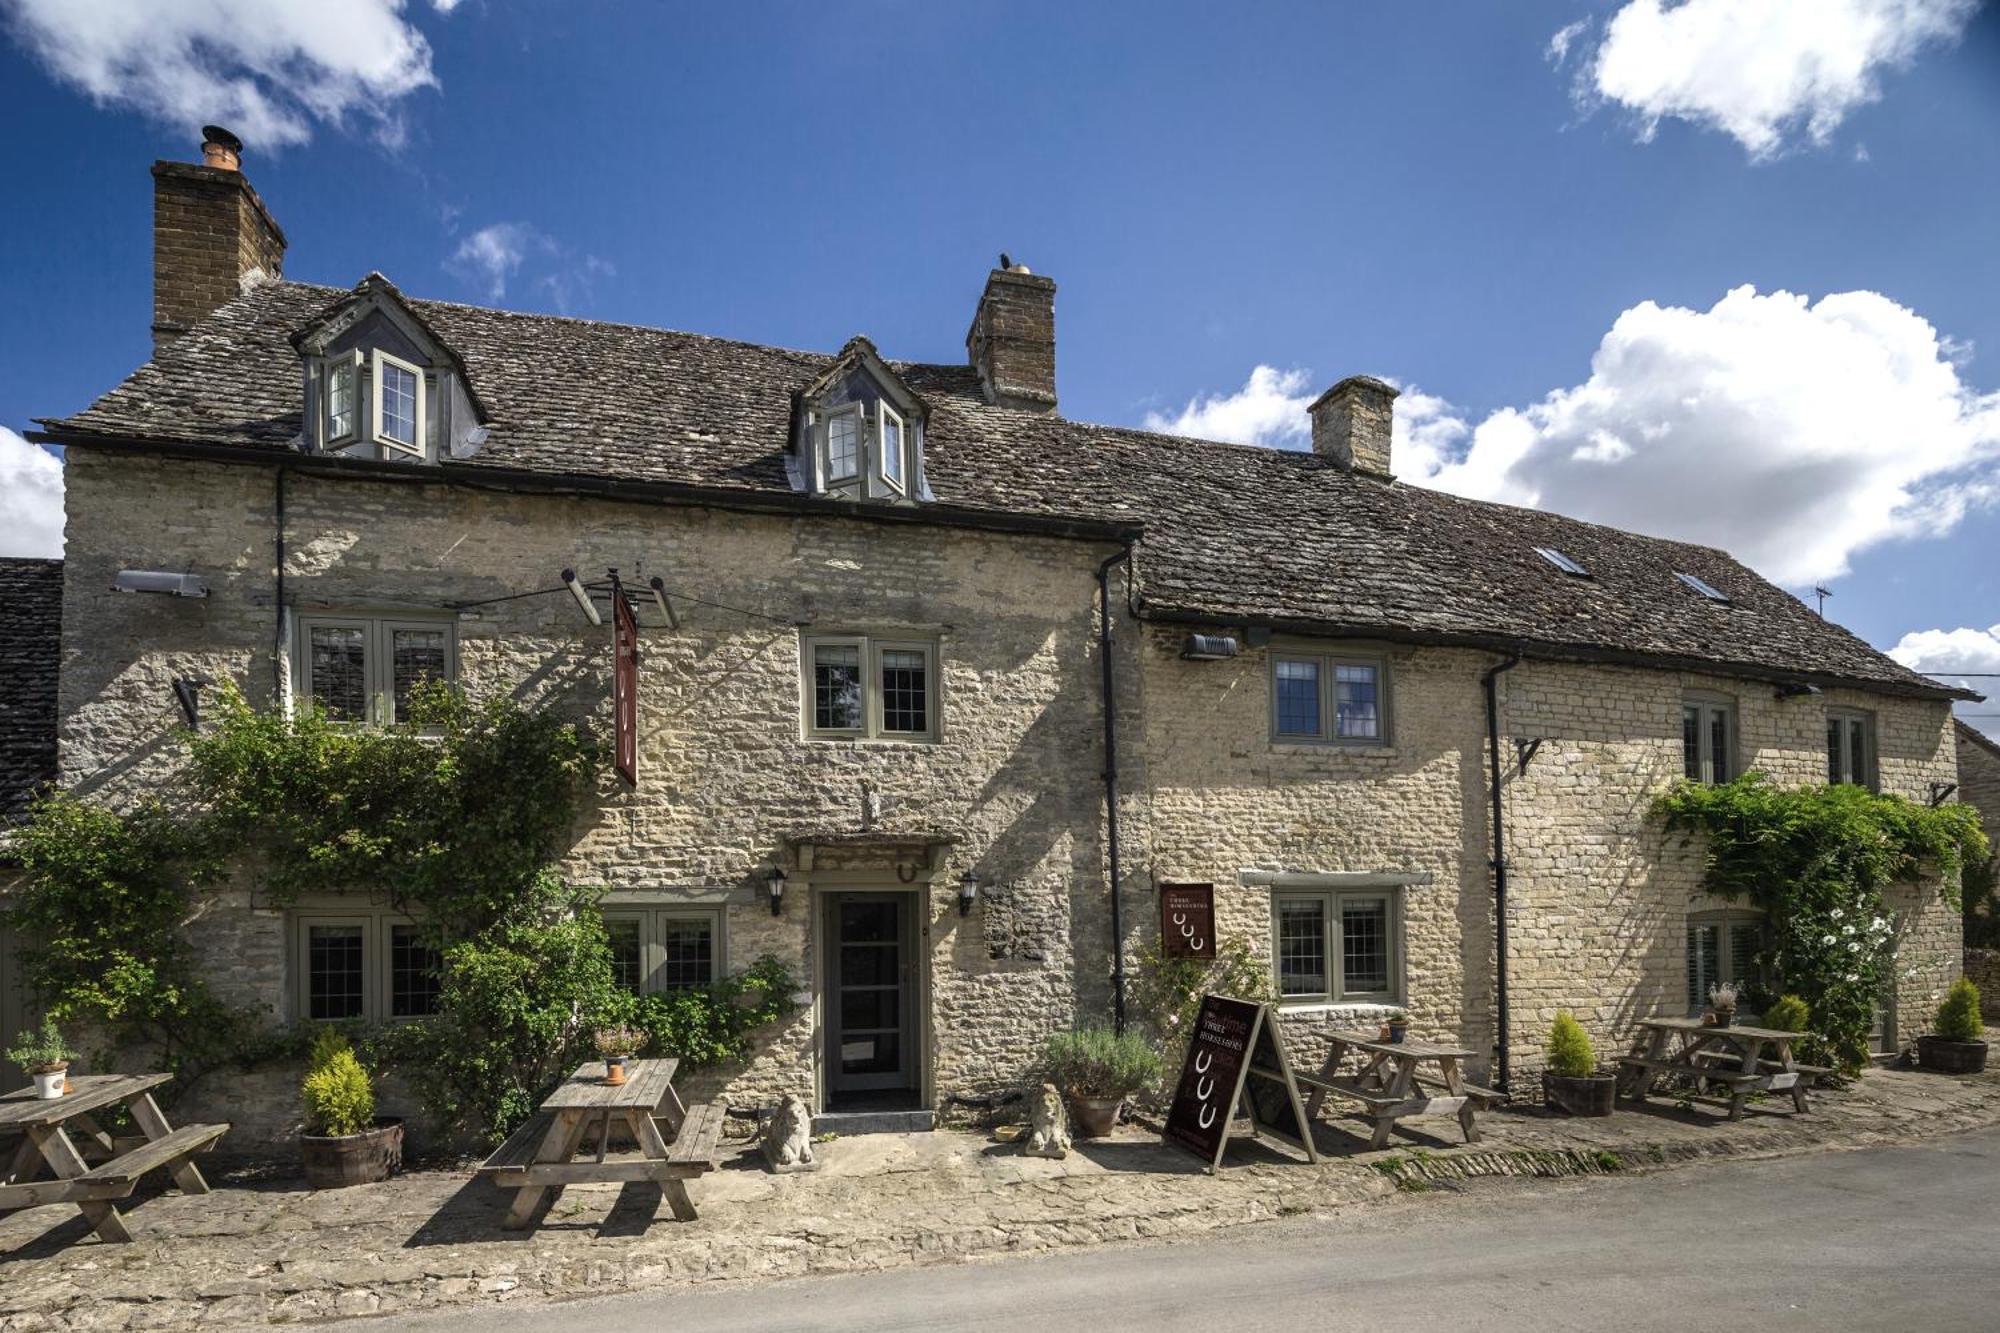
[[1023, 1082, 1071, 1159], [760, 1093, 816, 1172]]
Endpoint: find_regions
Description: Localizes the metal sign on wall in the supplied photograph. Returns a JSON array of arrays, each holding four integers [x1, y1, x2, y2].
[[1159, 883, 1216, 959], [613, 589, 639, 787]]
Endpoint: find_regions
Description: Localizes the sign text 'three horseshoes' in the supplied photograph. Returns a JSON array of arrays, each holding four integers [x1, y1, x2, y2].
[[1161, 994, 1318, 1172], [1158, 883, 1216, 960]]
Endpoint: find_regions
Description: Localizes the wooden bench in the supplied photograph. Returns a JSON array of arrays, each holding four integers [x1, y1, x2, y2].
[[663, 1100, 727, 1172], [78, 1123, 228, 1191], [1301, 1073, 1477, 1150], [476, 1113, 553, 1177]]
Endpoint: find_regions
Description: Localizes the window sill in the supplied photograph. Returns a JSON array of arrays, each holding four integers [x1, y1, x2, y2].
[[1276, 1000, 1404, 1017], [802, 734, 940, 747], [1269, 742, 1398, 758]]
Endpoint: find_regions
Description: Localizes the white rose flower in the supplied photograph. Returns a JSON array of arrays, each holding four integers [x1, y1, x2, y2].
[[1843, 924, 1857, 937], [1847, 941, 1861, 953], [1821, 934, 1837, 946], [1830, 907, 1844, 920]]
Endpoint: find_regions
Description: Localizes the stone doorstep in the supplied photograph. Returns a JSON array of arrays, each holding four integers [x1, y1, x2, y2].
[[0, 1069, 1993, 1331]]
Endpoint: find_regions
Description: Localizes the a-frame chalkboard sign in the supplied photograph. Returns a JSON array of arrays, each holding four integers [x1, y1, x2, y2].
[[1161, 994, 1320, 1173]]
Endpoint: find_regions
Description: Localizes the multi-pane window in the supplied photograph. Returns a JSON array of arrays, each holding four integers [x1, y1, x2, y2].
[[1682, 695, 1736, 784], [326, 353, 359, 444], [293, 910, 439, 1022], [371, 350, 425, 456], [1687, 911, 1764, 1011], [1271, 651, 1389, 744], [825, 410, 860, 483], [1273, 891, 1402, 1004], [600, 908, 722, 994], [1827, 709, 1876, 789], [298, 615, 456, 726], [880, 406, 906, 493], [802, 635, 939, 741]]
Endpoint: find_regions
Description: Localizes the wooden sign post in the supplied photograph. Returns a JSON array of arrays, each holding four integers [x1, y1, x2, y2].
[[1162, 994, 1319, 1172]]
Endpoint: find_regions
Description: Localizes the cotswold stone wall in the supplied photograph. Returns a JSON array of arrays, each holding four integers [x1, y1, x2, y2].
[[1127, 627, 1962, 1082], [58, 449, 1121, 1148]]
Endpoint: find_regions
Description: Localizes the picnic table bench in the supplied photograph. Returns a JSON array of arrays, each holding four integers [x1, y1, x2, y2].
[[1298, 1030, 1506, 1150], [476, 1059, 728, 1229], [0, 1073, 228, 1243], [1617, 1016, 1829, 1120]]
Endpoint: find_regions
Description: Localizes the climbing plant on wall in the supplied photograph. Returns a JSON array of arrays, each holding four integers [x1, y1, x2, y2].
[[1654, 774, 1986, 1071]]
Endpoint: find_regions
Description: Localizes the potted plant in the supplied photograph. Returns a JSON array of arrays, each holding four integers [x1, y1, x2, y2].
[[1917, 977, 1987, 1074], [1541, 1012, 1615, 1116], [1039, 1027, 1162, 1138], [595, 1025, 643, 1085], [1386, 1010, 1411, 1044], [299, 1031, 403, 1189], [5, 1016, 74, 1100], [1707, 981, 1739, 1028]]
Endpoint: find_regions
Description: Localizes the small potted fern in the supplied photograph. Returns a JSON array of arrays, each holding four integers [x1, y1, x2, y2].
[[1541, 1012, 1615, 1116], [1917, 977, 1987, 1074], [299, 1030, 404, 1188], [4, 1016, 74, 1100]]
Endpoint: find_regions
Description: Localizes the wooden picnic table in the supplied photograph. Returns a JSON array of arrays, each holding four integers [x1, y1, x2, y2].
[[1617, 1016, 1829, 1120], [475, 1059, 728, 1229], [0, 1073, 228, 1243], [1297, 1030, 1504, 1150]]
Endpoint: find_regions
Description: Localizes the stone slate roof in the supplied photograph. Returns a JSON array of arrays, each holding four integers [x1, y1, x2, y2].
[[40, 278, 1961, 700], [0, 558, 62, 824]]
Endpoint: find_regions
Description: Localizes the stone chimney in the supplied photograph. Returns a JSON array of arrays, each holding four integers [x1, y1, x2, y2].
[[966, 261, 1057, 413], [151, 126, 286, 356], [1309, 375, 1398, 478]]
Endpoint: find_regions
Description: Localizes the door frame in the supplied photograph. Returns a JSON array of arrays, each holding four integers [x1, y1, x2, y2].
[[810, 876, 933, 1113]]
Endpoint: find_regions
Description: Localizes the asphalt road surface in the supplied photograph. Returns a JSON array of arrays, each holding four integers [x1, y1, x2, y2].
[[379, 1125, 2000, 1332]]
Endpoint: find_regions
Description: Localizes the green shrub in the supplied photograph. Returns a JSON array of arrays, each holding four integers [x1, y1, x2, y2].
[[629, 955, 797, 1069], [306, 1025, 353, 1072], [302, 1045, 375, 1137], [1127, 937, 1271, 1080], [1544, 1012, 1596, 1077], [1760, 994, 1810, 1033], [1935, 977, 1985, 1043], [1040, 1027, 1163, 1099], [4, 1015, 75, 1073]]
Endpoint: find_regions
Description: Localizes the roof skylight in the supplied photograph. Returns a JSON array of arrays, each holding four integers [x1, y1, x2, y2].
[[1676, 572, 1731, 604], [1533, 546, 1590, 577]]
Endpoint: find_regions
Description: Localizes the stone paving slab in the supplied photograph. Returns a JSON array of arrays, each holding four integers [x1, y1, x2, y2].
[[0, 1067, 1994, 1330]]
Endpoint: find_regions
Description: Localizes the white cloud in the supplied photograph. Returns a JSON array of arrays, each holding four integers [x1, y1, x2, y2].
[[1143, 365, 1315, 447], [1560, 0, 1978, 158], [1149, 286, 2000, 589], [0, 428, 63, 557], [1889, 625, 2000, 737], [0, 0, 440, 148], [446, 222, 537, 301]]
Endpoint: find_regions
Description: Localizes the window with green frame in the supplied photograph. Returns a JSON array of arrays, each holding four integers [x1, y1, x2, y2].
[[1273, 890, 1401, 1004]]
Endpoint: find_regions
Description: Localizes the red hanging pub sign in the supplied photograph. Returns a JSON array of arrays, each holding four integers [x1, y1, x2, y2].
[[613, 585, 639, 787]]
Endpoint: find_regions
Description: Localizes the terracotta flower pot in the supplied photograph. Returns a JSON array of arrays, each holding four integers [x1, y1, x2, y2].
[[604, 1056, 629, 1086], [1543, 1070, 1617, 1117], [1917, 1035, 1988, 1075], [1066, 1094, 1123, 1138], [301, 1117, 404, 1189]]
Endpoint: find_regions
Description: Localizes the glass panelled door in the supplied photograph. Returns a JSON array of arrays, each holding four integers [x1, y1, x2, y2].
[[825, 894, 916, 1099]]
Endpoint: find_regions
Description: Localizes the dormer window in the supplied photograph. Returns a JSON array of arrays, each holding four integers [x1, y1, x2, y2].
[[880, 405, 906, 494], [373, 350, 425, 456], [789, 335, 931, 504], [824, 406, 860, 484], [326, 351, 361, 445]]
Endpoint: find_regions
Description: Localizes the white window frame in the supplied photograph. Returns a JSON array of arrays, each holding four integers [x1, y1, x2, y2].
[[371, 348, 427, 457], [296, 613, 457, 727], [1826, 707, 1877, 790], [1686, 909, 1765, 1013], [1270, 650, 1391, 746], [325, 349, 363, 447], [878, 403, 907, 495], [801, 633, 940, 742], [1273, 889, 1404, 1006], [291, 908, 441, 1023], [600, 907, 724, 994], [818, 404, 863, 489], [1681, 693, 1737, 785]]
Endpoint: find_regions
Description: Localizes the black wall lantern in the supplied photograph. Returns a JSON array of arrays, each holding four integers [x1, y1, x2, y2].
[[957, 870, 980, 917], [765, 864, 787, 916]]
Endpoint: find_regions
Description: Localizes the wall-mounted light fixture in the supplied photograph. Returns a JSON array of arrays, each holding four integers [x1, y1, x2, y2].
[[1930, 781, 1959, 808], [1180, 633, 1240, 661], [113, 570, 208, 598], [1774, 682, 1822, 700], [647, 576, 680, 631], [765, 863, 788, 916], [171, 675, 209, 730], [957, 870, 980, 917], [561, 568, 602, 626]]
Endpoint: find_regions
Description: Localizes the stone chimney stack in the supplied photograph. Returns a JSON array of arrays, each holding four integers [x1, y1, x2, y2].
[[966, 260, 1057, 414], [151, 126, 286, 356], [1309, 375, 1398, 478]]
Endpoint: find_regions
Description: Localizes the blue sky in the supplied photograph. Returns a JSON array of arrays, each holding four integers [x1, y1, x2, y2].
[[2, 0, 1997, 716]]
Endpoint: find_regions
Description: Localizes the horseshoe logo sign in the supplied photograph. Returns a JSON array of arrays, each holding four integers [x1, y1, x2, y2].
[[1159, 884, 1216, 960]]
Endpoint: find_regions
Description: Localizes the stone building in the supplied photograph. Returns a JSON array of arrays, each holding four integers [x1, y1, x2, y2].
[[2, 134, 1975, 1145]]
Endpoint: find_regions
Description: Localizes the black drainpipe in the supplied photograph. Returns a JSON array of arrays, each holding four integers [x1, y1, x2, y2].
[[1098, 547, 1133, 1036], [273, 465, 288, 699], [1481, 653, 1520, 1095]]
